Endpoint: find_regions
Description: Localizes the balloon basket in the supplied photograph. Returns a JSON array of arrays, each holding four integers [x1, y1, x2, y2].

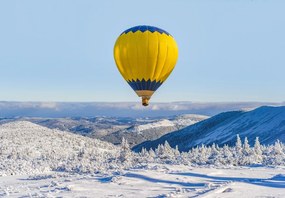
[[142, 97, 150, 106]]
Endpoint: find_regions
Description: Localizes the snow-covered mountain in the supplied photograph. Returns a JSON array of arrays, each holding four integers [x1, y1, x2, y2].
[[101, 114, 208, 146], [0, 121, 119, 176], [133, 106, 285, 152]]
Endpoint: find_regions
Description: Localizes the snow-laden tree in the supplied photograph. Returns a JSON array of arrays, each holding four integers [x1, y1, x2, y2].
[[136, 137, 285, 167], [235, 134, 242, 155], [163, 141, 174, 156], [119, 137, 133, 167], [243, 137, 251, 154], [174, 145, 180, 157], [148, 148, 156, 161], [240, 137, 253, 165], [233, 134, 243, 165], [221, 144, 234, 165], [137, 147, 149, 163], [208, 143, 221, 165], [173, 145, 182, 163], [253, 137, 263, 163], [198, 144, 210, 165], [154, 141, 177, 163], [155, 144, 164, 159], [188, 147, 200, 164], [266, 140, 285, 165], [140, 147, 148, 158]]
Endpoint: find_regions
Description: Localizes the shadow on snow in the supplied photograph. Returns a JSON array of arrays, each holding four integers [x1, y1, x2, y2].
[[170, 172, 285, 188], [123, 173, 205, 187]]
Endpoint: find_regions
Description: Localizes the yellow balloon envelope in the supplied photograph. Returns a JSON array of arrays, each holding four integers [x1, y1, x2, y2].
[[114, 25, 178, 106]]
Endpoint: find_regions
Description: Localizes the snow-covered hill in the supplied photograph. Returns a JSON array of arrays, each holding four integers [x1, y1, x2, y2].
[[0, 114, 208, 147], [19, 117, 133, 138], [133, 106, 285, 152], [102, 114, 208, 146], [0, 121, 119, 176]]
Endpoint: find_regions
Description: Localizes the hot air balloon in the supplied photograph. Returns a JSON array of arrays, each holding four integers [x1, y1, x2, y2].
[[114, 25, 178, 106]]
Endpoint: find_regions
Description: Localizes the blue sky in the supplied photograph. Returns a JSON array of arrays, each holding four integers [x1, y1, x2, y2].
[[0, 0, 284, 103]]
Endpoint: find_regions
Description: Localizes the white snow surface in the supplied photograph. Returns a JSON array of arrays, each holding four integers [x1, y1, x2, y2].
[[135, 119, 175, 131], [173, 114, 209, 127], [133, 114, 209, 133], [0, 164, 285, 197]]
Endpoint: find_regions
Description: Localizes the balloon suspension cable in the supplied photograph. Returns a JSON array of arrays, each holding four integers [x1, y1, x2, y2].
[[142, 97, 150, 106]]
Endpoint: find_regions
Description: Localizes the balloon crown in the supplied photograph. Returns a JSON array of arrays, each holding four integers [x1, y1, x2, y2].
[[121, 25, 171, 36]]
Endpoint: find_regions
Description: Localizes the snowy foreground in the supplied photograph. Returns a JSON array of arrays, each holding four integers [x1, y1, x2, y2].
[[1, 164, 285, 198], [1, 121, 285, 197]]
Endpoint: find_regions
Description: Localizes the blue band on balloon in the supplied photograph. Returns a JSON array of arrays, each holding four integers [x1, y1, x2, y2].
[[121, 25, 171, 36], [128, 79, 163, 91]]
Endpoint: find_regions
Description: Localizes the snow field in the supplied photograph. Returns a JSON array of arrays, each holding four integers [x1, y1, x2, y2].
[[1, 165, 285, 197]]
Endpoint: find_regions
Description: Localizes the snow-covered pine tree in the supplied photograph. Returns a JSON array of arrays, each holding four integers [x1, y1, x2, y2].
[[148, 148, 156, 162], [140, 147, 148, 157], [155, 141, 176, 163], [198, 144, 209, 165], [235, 134, 242, 154], [163, 141, 175, 161], [221, 144, 234, 165], [119, 137, 133, 166], [234, 134, 243, 165], [180, 151, 191, 165], [208, 143, 221, 165], [253, 137, 263, 163], [155, 144, 164, 160], [243, 137, 251, 154], [241, 137, 253, 165], [269, 140, 285, 165], [174, 145, 180, 158], [138, 147, 149, 163], [188, 146, 200, 164], [273, 140, 284, 155]]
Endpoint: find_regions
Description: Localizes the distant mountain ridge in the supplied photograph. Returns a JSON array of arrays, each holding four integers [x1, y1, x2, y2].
[[101, 114, 208, 146], [0, 101, 282, 117], [0, 114, 208, 147], [133, 106, 285, 152]]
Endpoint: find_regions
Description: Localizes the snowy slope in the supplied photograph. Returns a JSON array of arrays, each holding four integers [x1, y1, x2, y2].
[[102, 114, 208, 146], [0, 121, 119, 176], [134, 106, 285, 152]]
